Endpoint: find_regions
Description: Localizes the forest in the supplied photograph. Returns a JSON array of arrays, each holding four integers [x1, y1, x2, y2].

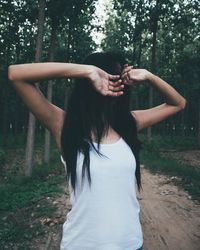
[[1, 0, 200, 159], [0, 0, 200, 249]]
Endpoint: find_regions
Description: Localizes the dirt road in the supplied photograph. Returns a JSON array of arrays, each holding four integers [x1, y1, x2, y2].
[[138, 166, 200, 250], [37, 166, 200, 250]]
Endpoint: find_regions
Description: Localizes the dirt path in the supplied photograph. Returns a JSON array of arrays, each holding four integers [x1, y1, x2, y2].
[[37, 166, 200, 250], [138, 166, 200, 250]]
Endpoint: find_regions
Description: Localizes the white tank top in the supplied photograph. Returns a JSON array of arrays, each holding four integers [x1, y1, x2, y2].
[[60, 137, 143, 250]]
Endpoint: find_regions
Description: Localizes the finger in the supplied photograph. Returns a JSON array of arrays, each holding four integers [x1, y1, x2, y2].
[[109, 74, 120, 80], [107, 90, 124, 97], [121, 66, 133, 75], [123, 79, 136, 85], [121, 72, 130, 80], [109, 84, 124, 91], [123, 81, 131, 85], [109, 79, 122, 86], [121, 73, 126, 79], [122, 78, 131, 85], [123, 66, 133, 74]]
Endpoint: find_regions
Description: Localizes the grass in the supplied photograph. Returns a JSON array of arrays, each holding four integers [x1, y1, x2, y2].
[[0, 223, 45, 249], [0, 146, 65, 249], [140, 135, 200, 202], [139, 134, 199, 151], [0, 175, 63, 212], [0, 132, 45, 150]]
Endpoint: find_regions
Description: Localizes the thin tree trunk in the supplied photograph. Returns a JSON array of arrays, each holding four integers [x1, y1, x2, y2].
[[64, 76, 73, 110], [180, 106, 185, 136], [63, 16, 73, 113], [147, 86, 154, 140], [14, 99, 19, 143], [198, 98, 200, 147], [25, 0, 45, 176], [14, 38, 21, 143], [44, 17, 57, 164], [44, 81, 53, 163], [3, 15, 12, 146], [134, 37, 142, 110], [147, 0, 160, 141], [2, 86, 8, 146], [67, 16, 73, 62], [137, 37, 142, 68]]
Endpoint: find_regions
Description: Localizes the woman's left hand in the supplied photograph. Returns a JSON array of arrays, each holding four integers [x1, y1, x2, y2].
[[121, 65, 150, 85], [88, 66, 124, 97]]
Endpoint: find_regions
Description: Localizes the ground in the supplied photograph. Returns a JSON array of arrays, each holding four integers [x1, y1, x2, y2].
[[34, 166, 200, 250], [2, 149, 200, 250], [139, 166, 200, 250]]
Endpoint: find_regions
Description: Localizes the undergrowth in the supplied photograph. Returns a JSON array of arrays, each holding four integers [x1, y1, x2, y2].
[[0, 147, 65, 249], [140, 135, 200, 202]]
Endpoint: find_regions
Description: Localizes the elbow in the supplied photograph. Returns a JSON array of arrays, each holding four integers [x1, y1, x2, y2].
[[179, 98, 187, 110], [8, 65, 20, 82], [8, 65, 15, 82]]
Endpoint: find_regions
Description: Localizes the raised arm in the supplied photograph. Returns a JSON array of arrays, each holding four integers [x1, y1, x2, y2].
[[8, 63, 96, 82], [120, 66, 186, 131], [8, 62, 123, 150]]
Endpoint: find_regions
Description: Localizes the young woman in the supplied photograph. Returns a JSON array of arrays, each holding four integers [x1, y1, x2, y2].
[[8, 52, 186, 250]]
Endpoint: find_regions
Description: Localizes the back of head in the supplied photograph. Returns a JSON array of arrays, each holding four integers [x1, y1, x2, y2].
[[83, 51, 126, 75], [61, 51, 142, 193], [73, 52, 131, 135]]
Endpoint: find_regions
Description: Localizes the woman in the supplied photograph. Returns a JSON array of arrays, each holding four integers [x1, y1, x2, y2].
[[8, 52, 186, 250]]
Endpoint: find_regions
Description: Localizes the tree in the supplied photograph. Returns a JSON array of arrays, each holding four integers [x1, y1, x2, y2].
[[44, 1, 61, 164], [102, 0, 200, 140], [25, 0, 46, 176]]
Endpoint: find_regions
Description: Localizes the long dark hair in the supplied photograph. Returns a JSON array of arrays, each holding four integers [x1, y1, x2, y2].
[[61, 52, 142, 193]]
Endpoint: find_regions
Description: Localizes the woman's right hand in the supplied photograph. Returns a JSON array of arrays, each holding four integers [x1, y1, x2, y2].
[[121, 65, 150, 86], [87, 66, 124, 97]]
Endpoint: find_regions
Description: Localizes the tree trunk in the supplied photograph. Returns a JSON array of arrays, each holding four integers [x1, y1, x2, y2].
[[147, 0, 160, 141], [180, 107, 185, 136], [44, 81, 53, 163], [198, 98, 200, 147], [44, 17, 58, 164], [3, 16, 12, 146], [2, 85, 8, 146], [63, 16, 73, 114], [67, 15, 73, 62], [64, 81, 72, 110], [25, 0, 45, 177], [14, 37, 21, 144], [147, 86, 154, 140], [14, 99, 19, 143]]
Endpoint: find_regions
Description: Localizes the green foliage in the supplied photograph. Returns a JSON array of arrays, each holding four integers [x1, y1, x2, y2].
[[0, 223, 45, 248], [139, 134, 199, 151], [102, 0, 200, 142], [0, 174, 63, 212], [140, 134, 200, 202], [0, 164, 59, 247], [0, 144, 64, 212], [0, 152, 65, 247], [141, 150, 200, 202], [35, 202, 56, 217], [1, 0, 199, 143], [0, 0, 98, 141]]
